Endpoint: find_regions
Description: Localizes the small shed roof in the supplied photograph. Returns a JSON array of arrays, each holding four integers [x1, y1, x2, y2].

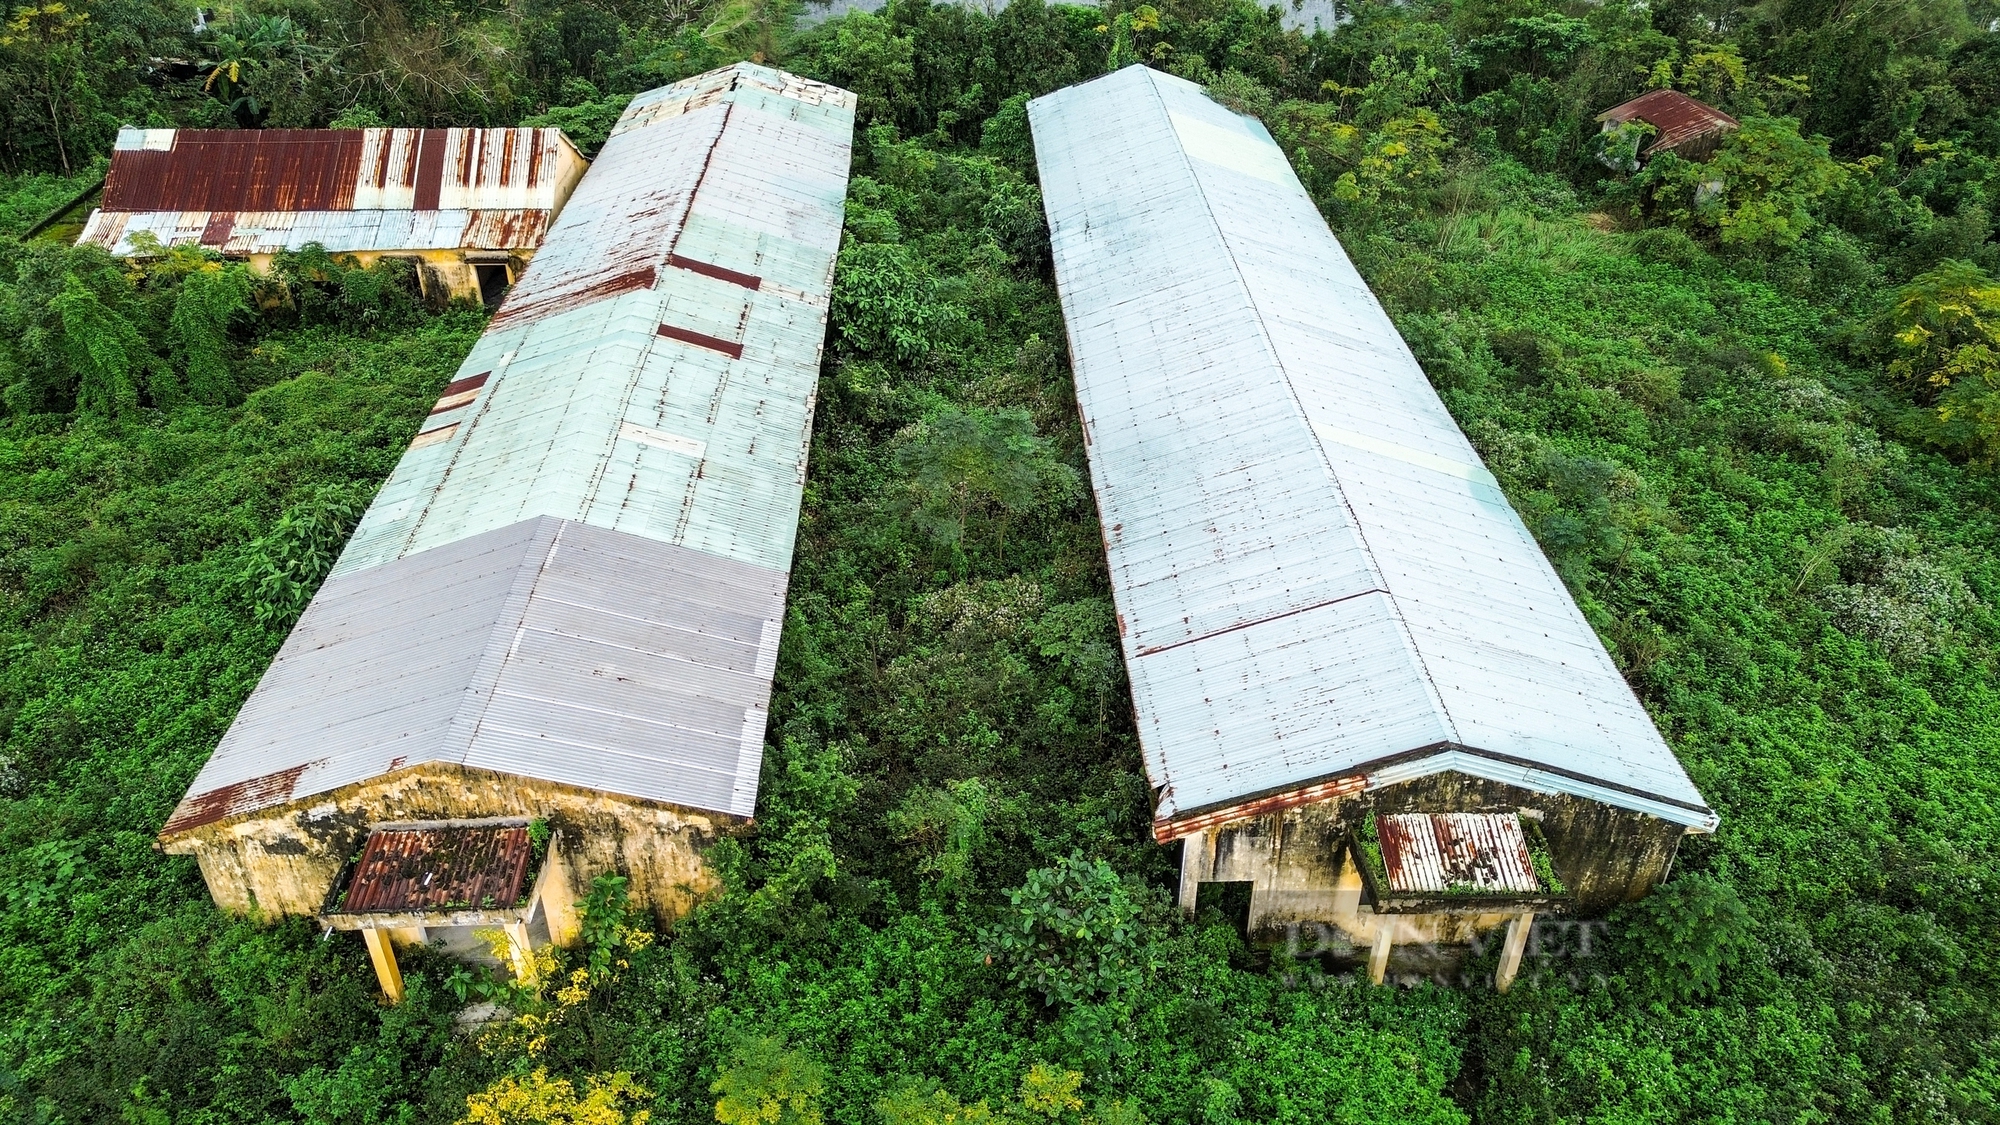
[[1596, 90, 1739, 156], [339, 823, 534, 914], [1379, 813, 1538, 894], [160, 64, 856, 839], [78, 126, 587, 255], [1030, 66, 1716, 838]]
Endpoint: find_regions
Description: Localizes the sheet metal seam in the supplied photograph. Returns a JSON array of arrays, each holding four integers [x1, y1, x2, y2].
[[1142, 70, 1460, 752], [1133, 587, 1387, 658], [440, 517, 563, 767]]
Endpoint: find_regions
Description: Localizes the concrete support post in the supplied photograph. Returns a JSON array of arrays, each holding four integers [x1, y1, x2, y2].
[[390, 925, 427, 947], [540, 838, 582, 947], [1176, 831, 1211, 914], [1368, 917, 1394, 985], [360, 928, 405, 1004], [505, 922, 536, 982], [1496, 911, 1535, 993]]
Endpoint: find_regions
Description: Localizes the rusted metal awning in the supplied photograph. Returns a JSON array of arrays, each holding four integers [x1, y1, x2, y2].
[[1379, 813, 1538, 893], [337, 823, 533, 914]]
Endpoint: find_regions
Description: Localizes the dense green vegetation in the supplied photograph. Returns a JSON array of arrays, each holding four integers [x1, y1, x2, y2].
[[5, 0, 2000, 1121]]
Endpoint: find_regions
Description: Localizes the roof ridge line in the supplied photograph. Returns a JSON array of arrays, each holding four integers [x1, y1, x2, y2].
[[1139, 66, 1464, 749]]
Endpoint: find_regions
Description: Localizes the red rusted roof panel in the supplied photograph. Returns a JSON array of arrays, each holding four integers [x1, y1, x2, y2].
[[412, 129, 448, 211], [1596, 89, 1740, 154], [340, 825, 533, 913], [105, 131, 367, 212], [670, 253, 761, 290], [1378, 812, 1538, 893], [102, 128, 579, 215], [161, 760, 323, 834], [462, 208, 548, 249], [1152, 773, 1369, 842]]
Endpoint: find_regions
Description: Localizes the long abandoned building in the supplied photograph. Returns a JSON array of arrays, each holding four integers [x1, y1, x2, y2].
[[1030, 66, 1717, 989], [156, 63, 857, 999], [77, 125, 591, 305]]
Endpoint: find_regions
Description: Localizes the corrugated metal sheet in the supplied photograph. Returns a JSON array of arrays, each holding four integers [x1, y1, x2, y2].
[[78, 207, 552, 255], [1596, 90, 1739, 156], [1030, 66, 1717, 835], [1378, 813, 1538, 893], [80, 127, 585, 256], [101, 127, 579, 211], [339, 824, 532, 913], [161, 64, 854, 838]]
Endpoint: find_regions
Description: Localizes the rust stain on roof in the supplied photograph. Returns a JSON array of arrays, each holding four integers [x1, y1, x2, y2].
[[488, 100, 736, 328], [463, 208, 547, 249], [670, 253, 761, 290], [102, 128, 577, 214], [106, 130, 367, 212], [339, 824, 533, 914], [488, 265, 658, 328], [1152, 774, 1369, 842], [657, 321, 744, 359], [1597, 90, 1740, 156], [1378, 812, 1538, 893], [161, 760, 323, 836]]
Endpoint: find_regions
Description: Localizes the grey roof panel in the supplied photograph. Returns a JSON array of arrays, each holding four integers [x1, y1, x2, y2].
[[166, 516, 787, 833], [1031, 66, 1714, 832]]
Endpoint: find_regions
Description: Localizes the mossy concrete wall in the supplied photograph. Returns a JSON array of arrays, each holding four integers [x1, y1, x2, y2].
[[1176, 769, 1686, 948], [160, 763, 739, 925]]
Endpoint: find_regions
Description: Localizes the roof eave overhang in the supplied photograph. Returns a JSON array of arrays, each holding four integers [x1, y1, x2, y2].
[[1151, 744, 1719, 843], [155, 760, 756, 850]]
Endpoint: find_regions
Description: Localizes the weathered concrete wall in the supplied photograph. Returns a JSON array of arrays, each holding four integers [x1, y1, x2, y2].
[[161, 763, 739, 925], [243, 248, 525, 303], [1176, 769, 1687, 948], [1370, 772, 1684, 915]]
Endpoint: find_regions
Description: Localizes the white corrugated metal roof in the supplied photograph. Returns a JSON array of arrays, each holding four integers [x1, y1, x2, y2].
[[162, 64, 856, 836], [1030, 66, 1715, 834]]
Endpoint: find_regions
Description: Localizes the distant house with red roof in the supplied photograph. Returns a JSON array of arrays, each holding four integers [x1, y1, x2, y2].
[[1596, 90, 1740, 167]]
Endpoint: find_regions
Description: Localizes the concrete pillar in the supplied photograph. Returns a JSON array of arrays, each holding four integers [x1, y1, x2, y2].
[[1176, 831, 1212, 914], [505, 922, 536, 982], [1368, 916, 1394, 985], [1496, 911, 1535, 993], [390, 925, 427, 947], [540, 839, 582, 947], [361, 928, 405, 1004]]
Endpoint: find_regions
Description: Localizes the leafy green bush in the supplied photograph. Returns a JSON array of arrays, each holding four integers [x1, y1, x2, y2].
[[980, 854, 1161, 1008], [711, 1036, 825, 1125], [235, 483, 368, 627], [1636, 117, 1847, 252], [1610, 874, 1751, 1002]]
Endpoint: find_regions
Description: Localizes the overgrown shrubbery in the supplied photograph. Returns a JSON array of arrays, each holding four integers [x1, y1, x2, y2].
[[6, 0, 2000, 1122]]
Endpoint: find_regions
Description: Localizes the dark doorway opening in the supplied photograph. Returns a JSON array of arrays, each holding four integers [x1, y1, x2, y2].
[[1196, 880, 1254, 937], [474, 263, 511, 308]]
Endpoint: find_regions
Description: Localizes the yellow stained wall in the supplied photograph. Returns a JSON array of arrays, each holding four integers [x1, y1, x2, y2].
[[159, 763, 739, 925], [1176, 771, 1687, 949], [244, 249, 520, 303]]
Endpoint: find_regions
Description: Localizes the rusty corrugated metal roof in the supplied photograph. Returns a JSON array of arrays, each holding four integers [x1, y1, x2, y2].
[[80, 127, 586, 258], [1379, 813, 1538, 893], [77, 207, 554, 256], [101, 127, 581, 212], [340, 824, 532, 913], [1595, 89, 1739, 156]]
